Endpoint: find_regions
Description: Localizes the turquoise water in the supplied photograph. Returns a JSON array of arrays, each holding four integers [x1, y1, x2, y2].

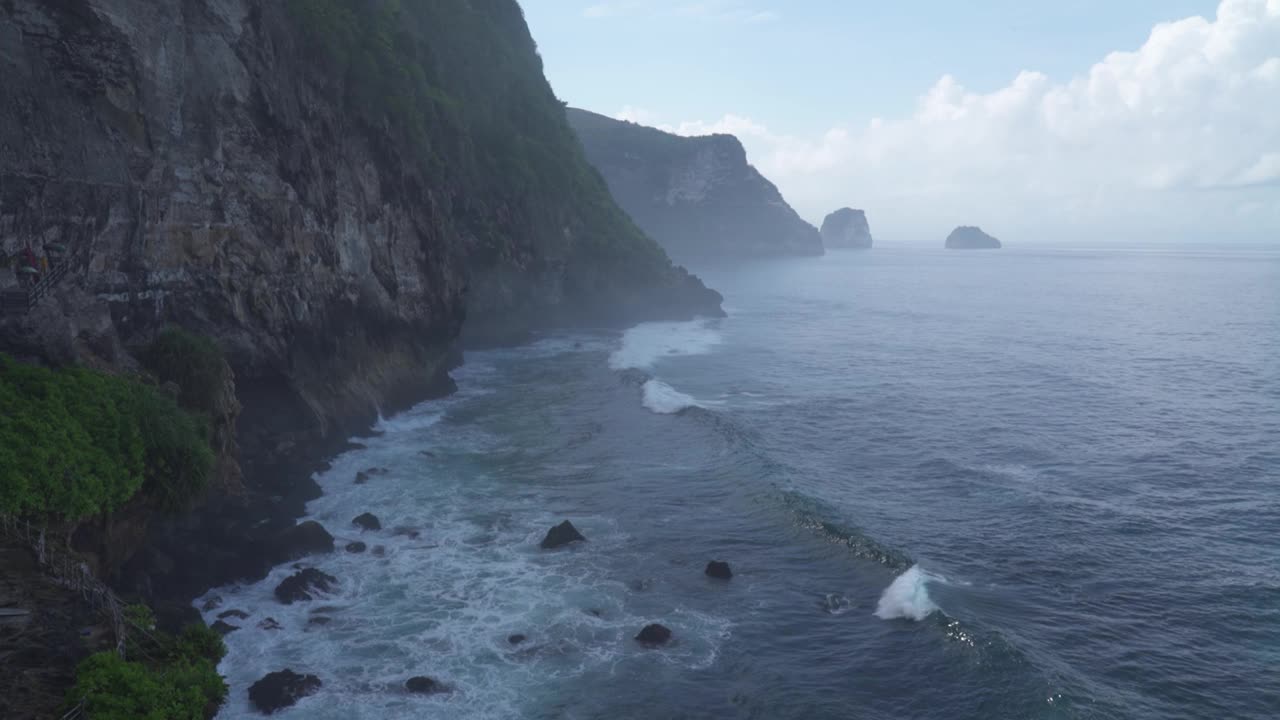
[[205, 246, 1280, 719]]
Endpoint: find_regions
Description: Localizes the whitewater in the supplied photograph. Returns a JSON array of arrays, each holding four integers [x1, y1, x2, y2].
[[205, 246, 1280, 720]]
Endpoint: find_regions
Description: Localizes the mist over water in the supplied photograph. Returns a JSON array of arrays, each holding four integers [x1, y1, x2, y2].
[[206, 246, 1280, 719]]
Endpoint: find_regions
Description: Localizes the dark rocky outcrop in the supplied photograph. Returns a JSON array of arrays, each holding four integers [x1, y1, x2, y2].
[[540, 521, 586, 550], [273, 568, 337, 605], [248, 669, 322, 715], [821, 208, 873, 249], [270, 522, 335, 563], [345, 542, 367, 554], [508, 634, 527, 645], [352, 513, 382, 532], [705, 561, 733, 580], [210, 620, 240, 636], [945, 226, 1002, 249], [568, 108, 823, 264], [635, 623, 673, 646], [405, 676, 449, 695], [218, 609, 249, 620], [258, 617, 282, 631]]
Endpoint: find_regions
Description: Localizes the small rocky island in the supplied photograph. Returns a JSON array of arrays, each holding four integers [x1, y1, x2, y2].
[[945, 226, 1002, 249], [820, 208, 873, 249]]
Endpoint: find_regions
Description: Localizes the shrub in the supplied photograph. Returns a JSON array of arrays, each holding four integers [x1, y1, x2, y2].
[[67, 618, 228, 719], [0, 355, 214, 521], [142, 328, 227, 414]]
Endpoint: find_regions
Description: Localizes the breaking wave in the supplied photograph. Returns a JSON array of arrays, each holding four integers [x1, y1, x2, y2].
[[609, 318, 722, 370], [875, 565, 941, 621], [641, 379, 702, 415]]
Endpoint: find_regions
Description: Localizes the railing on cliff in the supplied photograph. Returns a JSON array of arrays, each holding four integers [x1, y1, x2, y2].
[[0, 515, 128, 659], [1, 249, 76, 315]]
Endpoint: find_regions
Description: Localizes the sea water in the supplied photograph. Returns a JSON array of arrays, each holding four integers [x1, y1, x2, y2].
[[203, 245, 1280, 719]]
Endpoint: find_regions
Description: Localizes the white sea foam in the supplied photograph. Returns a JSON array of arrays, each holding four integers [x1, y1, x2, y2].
[[201, 382, 729, 719], [641, 379, 701, 415], [874, 565, 941, 621], [608, 319, 722, 370]]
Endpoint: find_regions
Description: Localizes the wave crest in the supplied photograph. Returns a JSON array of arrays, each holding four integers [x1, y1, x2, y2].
[[609, 319, 722, 370], [642, 379, 702, 415], [875, 565, 941, 621]]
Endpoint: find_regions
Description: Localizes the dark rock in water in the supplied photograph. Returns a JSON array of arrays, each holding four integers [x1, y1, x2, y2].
[[258, 617, 283, 631], [366, 467, 390, 476], [353, 513, 382, 531], [270, 521, 335, 562], [540, 521, 586, 550], [635, 623, 673, 646], [391, 527, 421, 540], [508, 634, 527, 645], [945, 225, 1002, 249], [201, 595, 223, 611], [354, 471, 370, 485], [210, 620, 240, 636], [274, 568, 338, 605], [218, 609, 250, 620], [306, 616, 332, 628], [820, 208, 873, 249], [705, 560, 733, 580], [628, 578, 654, 592], [249, 669, 322, 715], [345, 541, 367, 554], [405, 676, 448, 695], [372, 546, 387, 557]]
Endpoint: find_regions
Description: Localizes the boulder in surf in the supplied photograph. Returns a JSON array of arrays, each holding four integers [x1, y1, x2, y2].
[[705, 560, 733, 580], [248, 669, 321, 714], [635, 623, 673, 646], [352, 513, 382, 531], [540, 520, 586, 549]]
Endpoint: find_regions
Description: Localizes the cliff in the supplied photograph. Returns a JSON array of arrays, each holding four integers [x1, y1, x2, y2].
[[821, 208, 873, 249], [0, 0, 721, 467], [566, 108, 823, 264], [945, 226, 1003, 249], [0, 0, 723, 617]]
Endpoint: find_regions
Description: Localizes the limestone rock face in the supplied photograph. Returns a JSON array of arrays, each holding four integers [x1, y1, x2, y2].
[[945, 226, 1002, 249], [0, 0, 723, 473], [0, 0, 724, 612], [568, 108, 823, 264], [820, 208, 873, 249]]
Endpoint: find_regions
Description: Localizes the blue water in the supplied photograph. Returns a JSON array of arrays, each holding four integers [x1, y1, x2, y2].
[[205, 246, 1280, 719]]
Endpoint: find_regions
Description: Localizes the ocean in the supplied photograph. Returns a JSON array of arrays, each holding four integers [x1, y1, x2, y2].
[[202, 245, 1280, 719]]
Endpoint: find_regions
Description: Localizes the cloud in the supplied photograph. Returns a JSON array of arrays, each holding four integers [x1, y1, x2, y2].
[[625, 0, 1280, 242], [584, 0, 779, 24]]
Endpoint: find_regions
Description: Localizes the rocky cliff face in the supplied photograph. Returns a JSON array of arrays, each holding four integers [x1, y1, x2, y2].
[[820, 208, 873, 249], [0, 0, 721, 468], [945, 226, 1002, 249], [0, 0, 723, 611], [567, 108, 823, 265]]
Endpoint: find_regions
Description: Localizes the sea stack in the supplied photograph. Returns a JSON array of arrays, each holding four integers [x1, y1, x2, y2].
[[945, 226, 1002, 249], [820, 208, 873, 249]]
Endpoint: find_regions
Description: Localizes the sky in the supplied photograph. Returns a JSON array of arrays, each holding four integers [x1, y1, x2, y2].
[[521, 0, 1280, 244]]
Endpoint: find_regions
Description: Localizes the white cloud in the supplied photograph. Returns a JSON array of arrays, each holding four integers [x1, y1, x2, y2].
[[584, 0, 779, 24], [625, 0, 1280, 242]]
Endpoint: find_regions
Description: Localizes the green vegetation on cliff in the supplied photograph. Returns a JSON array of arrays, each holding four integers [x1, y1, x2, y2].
[[0, 355, 213, 521], [67, 622, 227, 720], [283, 0, 672, 285]]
